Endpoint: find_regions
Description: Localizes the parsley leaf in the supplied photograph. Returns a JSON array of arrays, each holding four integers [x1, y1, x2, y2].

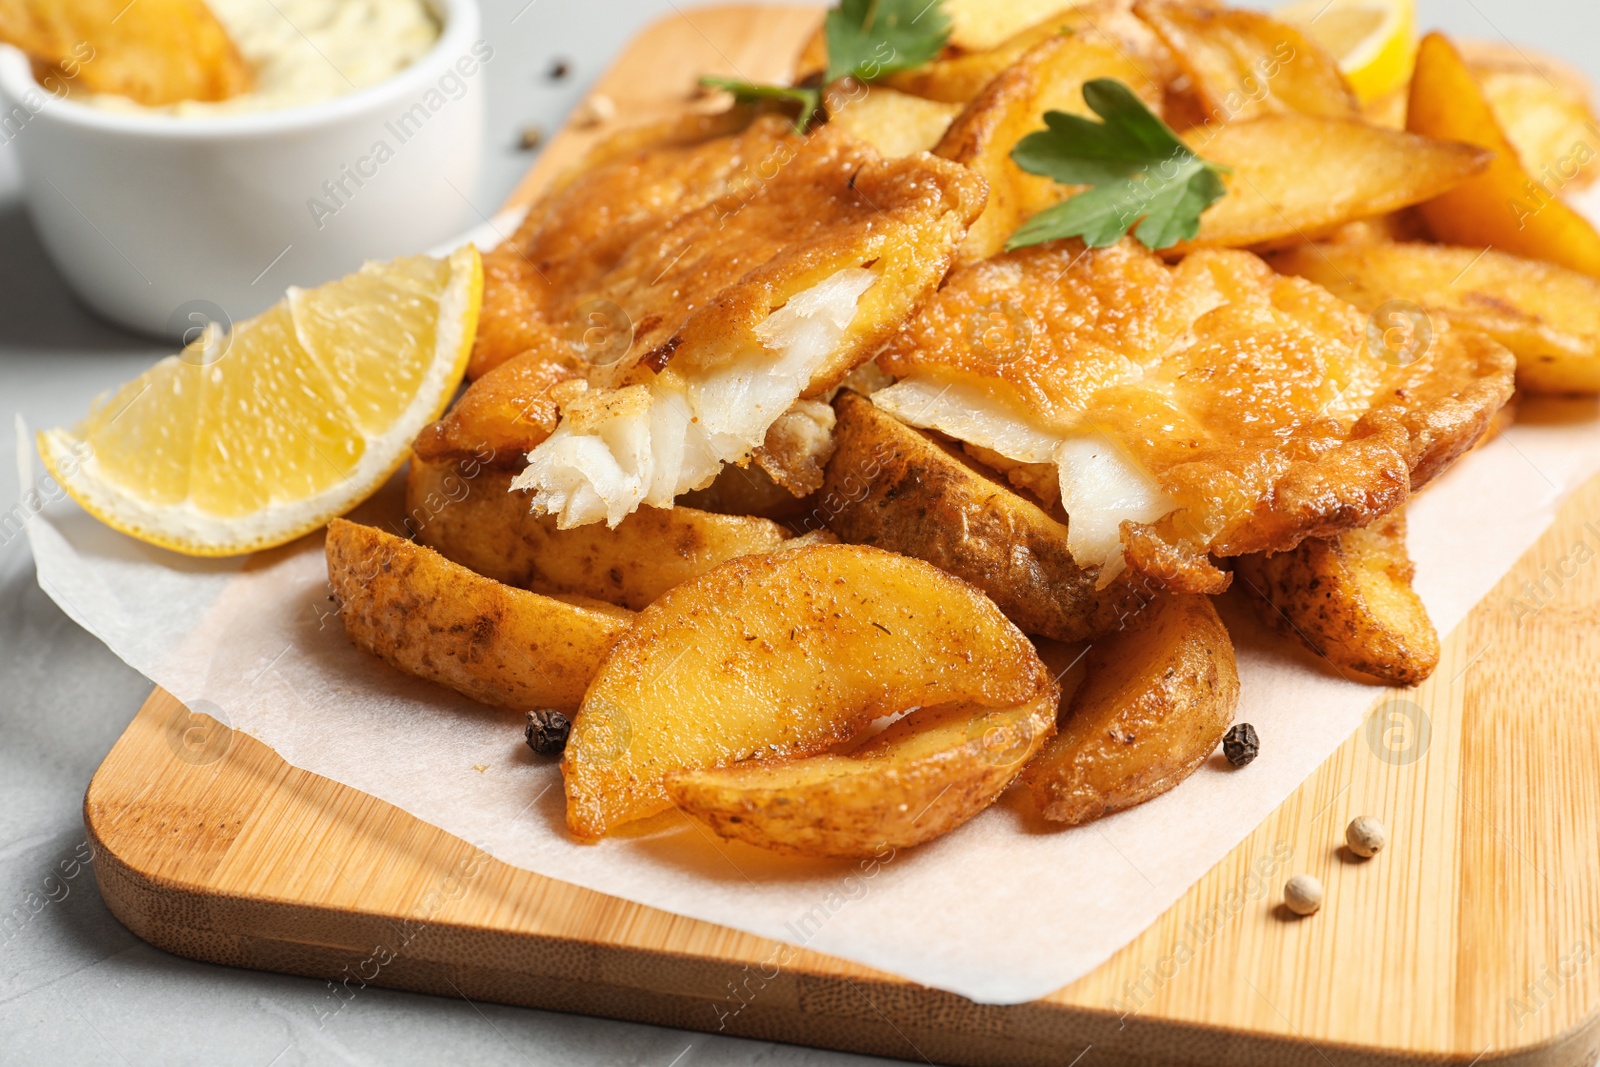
[[824, 0, 951, 84], [697, 76, 821, 132], [697, 0, 950, 132], [1005, 79, 1229, 252]]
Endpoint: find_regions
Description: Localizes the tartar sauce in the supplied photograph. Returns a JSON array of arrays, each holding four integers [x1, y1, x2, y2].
[[88, 0, 440, 116]]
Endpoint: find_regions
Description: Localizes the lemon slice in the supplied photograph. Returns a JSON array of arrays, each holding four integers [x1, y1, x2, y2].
[[38, 246, 482, 557], [1279, 0, 1415, 104]]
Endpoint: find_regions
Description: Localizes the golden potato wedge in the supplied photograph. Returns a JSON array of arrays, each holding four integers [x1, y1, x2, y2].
[[1023, 593, 1239, 825], [562, 543, 1057, 839], [1362, 42, 1597, 175], [678, 461, 815, 520], [1362, 87, 1407, 130], [879, 1, 1167, 106], [793, 0, 1126, 84], [819, 391, 1136, 641], [1135, 0, 1358, 123], [325, 519, 632, 711], [1408, 33, 1600, 277], [881, 17, 1070, 104], [944, 0, 1100, 52], [6, 0, 250, 106], [1181, 114, 1492, 251], [1460, 39, 1600, 190], [1235, 509, 1438, 685], [668, 698, 1056, 858], [407, 458, 793, 610], [827, 85, 964, 157], [935, 31, 1165, 262], [1270, 241, 1600, 394]]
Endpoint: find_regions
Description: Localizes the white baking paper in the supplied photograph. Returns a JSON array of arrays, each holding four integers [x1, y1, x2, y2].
[[21, 206, 1600, 1007]]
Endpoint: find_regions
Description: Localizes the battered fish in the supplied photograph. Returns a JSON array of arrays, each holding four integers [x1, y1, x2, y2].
[[430, 116, 985, 528], [872, 240, 1515, 590]]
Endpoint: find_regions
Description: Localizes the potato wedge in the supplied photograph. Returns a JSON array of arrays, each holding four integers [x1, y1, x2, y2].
[[1408, 33, 1600, 277], [407, 458, 792, 610], [678, 461, 815, 520], [326, 519, 632, 711], [668, 698, 1055, 858], [1023, 593, 1239, 825], [935, 31, 1166, 262], [1135, 0, 1357, 123], [1235, 509, 1438, 685], [881, 17, 1071, 104], [944, 0, 1102, 52], [819, 391, 1136, 641], [6, 0, 250, 106], [880, 0, 1166, 106], [827, 85, 964, 157], [1270, 241, 1600, 395], [1180, 114, 1492, 251], [562, 543, 1057, 839], [1461, 39, 1600, 191], [793, 0, 1134, 84]]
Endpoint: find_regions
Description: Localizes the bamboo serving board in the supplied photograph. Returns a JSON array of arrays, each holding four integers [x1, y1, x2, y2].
[[85, 7, 1600, 1065]]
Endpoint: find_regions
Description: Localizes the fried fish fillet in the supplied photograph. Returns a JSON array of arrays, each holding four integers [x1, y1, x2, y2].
[[438, 116, 985, 528], [470, 109, 778, 380], [873, 240, 1515, 589]]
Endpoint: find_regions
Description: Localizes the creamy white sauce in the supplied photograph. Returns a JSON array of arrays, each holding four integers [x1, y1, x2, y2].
[[86, 0, 439, 116]]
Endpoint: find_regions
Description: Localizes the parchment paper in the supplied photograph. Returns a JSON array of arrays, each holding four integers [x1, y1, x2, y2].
[[22, 204, 1600, 1006]]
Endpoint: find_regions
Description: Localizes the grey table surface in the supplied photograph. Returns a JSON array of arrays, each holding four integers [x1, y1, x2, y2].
[[3, 2, 1598, 1065]]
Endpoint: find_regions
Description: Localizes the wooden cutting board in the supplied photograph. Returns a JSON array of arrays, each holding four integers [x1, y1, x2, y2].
[[85, 7, 1600, 1065]]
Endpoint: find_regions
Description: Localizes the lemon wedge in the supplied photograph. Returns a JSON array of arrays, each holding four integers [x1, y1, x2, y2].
[[1279, 0, 1415, 104], [38, 246, 482, 557]]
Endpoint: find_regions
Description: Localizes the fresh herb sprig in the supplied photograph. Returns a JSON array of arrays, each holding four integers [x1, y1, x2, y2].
[[822, 0, 951, 83], [699, 0, 950, 131], [1005, 79, 1230, 252], [697, 77, 822, 130]]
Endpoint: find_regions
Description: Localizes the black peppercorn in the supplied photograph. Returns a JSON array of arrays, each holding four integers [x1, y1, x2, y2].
[[1222, 722, 1259, 767], [548, 58, 571, 81], [525, 709, 571, 756]]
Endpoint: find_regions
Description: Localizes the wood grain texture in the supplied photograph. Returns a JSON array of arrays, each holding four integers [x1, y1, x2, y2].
[[86, 7, 1600, 1065]]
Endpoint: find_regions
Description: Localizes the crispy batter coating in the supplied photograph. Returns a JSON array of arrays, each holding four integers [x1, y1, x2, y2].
[[413, 354, 582, 467], [469, 115, 985, 386], [438, 116, 986, 522], [878, 240, 1515, 585], [470, 112, 787, 378]]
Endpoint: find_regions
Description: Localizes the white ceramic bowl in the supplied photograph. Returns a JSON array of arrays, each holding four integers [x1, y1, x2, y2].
[[0, 0, 485, 339]]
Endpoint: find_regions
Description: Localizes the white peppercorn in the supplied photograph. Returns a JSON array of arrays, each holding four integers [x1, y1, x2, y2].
[[1284, 874, 1324, 916], [1346, 815, 1388, 858]]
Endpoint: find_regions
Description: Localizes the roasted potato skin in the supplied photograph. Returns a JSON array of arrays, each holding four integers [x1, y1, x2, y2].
[[325, 519, 631, 711], [1459, 39, 1600, 191], [407, 458, 791, 610], [819, 391, 1135, 641], [1023, 593, 1239, 825], [12, 0, 251, 107], [1179, 115, 1492, 252], [667, 697, 1056, 858], [563, 543, 1057, 839], [1235, 509, 1439, 686], [1134, 0, 1357, 122], [934, 31, 1165, 262], [1407, 32, 1600, 277], [1270, 241, 1600, 395]]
